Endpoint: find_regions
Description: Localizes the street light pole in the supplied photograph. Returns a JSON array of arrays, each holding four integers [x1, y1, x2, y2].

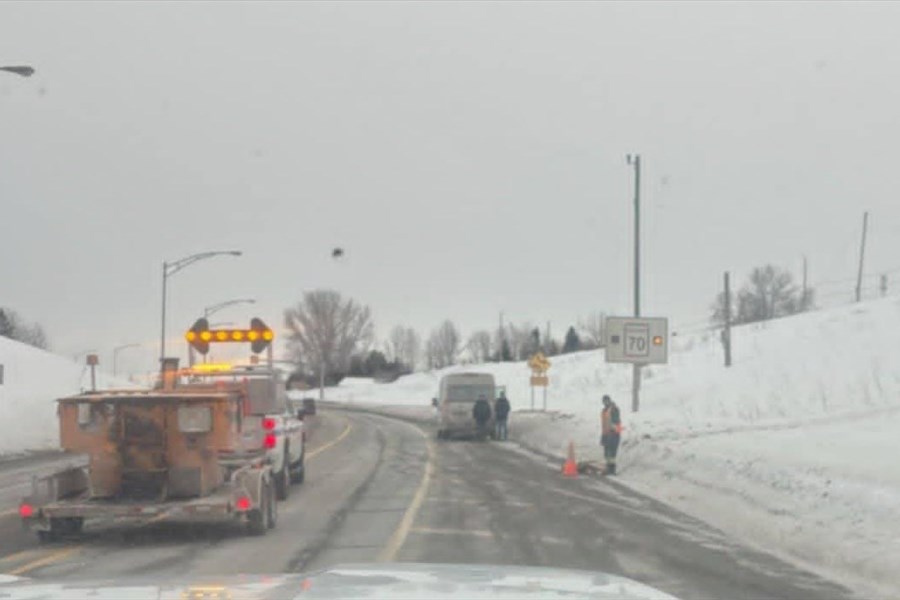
[[204, 298, 256, 320], [159, 250, 242, 364], [627, 154, 642, 412]]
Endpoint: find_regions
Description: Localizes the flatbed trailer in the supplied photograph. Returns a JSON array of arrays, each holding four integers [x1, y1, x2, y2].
[[21, 458, 276, 540], [19, 379, 280, 541]]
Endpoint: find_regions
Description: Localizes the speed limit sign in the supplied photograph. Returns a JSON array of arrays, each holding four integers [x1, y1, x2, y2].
[[605, 317, 668, 364]]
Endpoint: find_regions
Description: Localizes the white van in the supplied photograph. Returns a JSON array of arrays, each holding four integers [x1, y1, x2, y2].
[[436, 372, 496, 440]]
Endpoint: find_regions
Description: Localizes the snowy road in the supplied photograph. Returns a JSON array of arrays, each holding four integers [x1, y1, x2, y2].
[[0, 409, 857, 599]]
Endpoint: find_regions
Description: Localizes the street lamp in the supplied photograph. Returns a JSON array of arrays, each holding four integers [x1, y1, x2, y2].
[[113, 343, 141, 378], [0, 66, 35, 78], [204, 298, 256, 319], [160, 251, 242, 363]]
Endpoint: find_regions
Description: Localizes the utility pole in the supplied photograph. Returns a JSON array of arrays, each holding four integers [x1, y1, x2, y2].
[[881, 274, 888, 298], [856, 212, 869, 302], [627, 154, 641, 412], [723, 272, 732, 367]]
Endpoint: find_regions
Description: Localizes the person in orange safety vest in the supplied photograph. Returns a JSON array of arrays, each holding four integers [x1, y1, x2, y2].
[[600, 395, 623, 475]]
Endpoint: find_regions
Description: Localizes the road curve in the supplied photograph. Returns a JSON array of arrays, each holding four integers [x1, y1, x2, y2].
[[0, 408, 857, 600]]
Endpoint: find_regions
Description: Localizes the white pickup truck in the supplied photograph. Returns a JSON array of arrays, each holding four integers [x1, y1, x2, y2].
[[201, 367, 305, 501]]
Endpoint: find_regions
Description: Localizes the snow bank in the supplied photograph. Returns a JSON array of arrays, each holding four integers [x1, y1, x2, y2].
[[328, 297, 900, 596], [0, 337, 131, 456]]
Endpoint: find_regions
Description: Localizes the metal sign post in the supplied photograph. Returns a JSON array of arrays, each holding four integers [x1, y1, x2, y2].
[[527, 352, 551, 411]]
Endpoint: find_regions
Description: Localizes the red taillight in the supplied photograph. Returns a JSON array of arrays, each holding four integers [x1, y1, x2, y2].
[[19, 503, 33, 518], [262, 417, 276, 431], [264, 433, 277, 449], [235, 496, 251, 511]]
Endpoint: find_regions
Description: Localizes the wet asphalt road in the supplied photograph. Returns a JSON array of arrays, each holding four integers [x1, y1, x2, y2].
[[0, 408, 858, 600]]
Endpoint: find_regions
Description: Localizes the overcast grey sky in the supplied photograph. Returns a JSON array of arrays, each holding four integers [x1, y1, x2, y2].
[[3, 1, 900, 375]]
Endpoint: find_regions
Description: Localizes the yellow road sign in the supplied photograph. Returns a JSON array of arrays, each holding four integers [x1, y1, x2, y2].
[[528, 352, 551, 373]]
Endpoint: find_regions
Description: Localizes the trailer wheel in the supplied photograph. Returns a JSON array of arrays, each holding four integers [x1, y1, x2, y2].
[[247, 487, 268, 536], [39, 517, 83, 543]]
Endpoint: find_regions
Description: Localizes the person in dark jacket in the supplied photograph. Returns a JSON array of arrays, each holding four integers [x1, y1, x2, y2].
[[494, 391, 511, 440], [472, 395, 492, 440], [600, 395, 622, 475]]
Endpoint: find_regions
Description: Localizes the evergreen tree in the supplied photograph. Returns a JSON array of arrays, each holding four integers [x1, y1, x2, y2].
[[562, 326, 581, 354], [0, 309, 13, 339]]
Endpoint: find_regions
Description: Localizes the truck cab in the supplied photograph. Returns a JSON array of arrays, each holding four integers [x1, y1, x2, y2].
[[182, 318, 305, 500], [184, 364, 305, 500]]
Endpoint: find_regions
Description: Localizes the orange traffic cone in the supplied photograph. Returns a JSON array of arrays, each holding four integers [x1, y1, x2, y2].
[[562, 440, 578, 478]]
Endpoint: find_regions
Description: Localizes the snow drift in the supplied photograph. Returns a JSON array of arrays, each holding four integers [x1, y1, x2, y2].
[[0, 337, 130, 456]]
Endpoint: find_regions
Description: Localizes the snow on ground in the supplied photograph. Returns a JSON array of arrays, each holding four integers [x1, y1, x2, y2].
[[328, 297, 900, 597], [0, 336, 132, 456]]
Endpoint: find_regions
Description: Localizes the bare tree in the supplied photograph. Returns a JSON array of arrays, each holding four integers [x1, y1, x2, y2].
[[711, 265, 804, 325], [284, 290, 374, 398], [506, 322, 535, 360], [405, 328, 421, 371], [425, 333, 441, 370], [386, 325, 422, 371], [466, 330, 493, 363], [427, 320, 460, 369], [578, 311, 606, 349], [386, 325, 407, 363]]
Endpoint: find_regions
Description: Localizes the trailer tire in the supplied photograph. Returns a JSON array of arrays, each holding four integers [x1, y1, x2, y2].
[[39, 517, 83, 543], [247, 484, 269, 536]]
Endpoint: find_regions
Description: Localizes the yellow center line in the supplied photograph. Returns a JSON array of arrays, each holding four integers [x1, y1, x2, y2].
[[410, 527, 493, 538], [307, 422, 353, 460], [0, 548, 42, 566], [377, 426, 433, 562], [7, 546, 80, 576]]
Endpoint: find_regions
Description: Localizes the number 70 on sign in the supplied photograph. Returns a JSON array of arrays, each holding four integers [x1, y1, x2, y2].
[[604, 317, 668, 365]]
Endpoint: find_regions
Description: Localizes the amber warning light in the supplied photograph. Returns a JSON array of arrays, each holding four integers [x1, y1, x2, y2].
[[185, 317, 274, 355]]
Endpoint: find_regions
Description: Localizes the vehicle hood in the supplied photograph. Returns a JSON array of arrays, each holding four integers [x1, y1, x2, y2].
[[0, 563, 679, 599]]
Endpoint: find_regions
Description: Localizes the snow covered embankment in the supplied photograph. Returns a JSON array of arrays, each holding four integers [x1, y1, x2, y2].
[[329, 298, 900, 597], [0, 337, 128, 457]]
